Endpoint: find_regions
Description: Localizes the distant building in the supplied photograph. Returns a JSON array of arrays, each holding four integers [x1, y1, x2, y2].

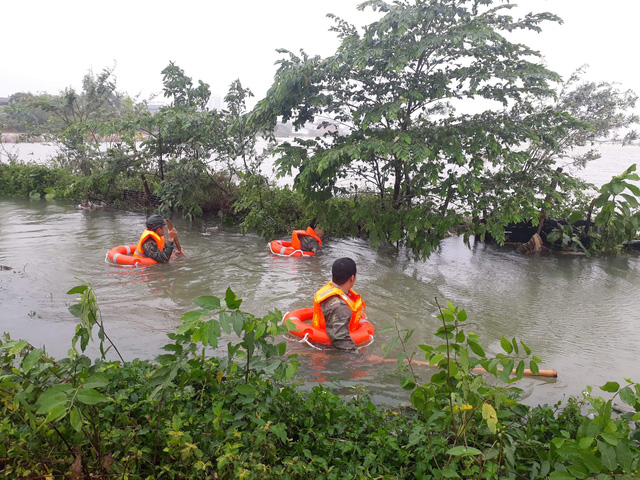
[[0, 97, 8, 106]]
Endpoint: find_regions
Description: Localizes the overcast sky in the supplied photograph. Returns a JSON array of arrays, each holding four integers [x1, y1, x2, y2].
[[2, 0, 639, 110]]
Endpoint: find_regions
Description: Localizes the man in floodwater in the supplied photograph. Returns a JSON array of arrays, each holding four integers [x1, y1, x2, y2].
[[312, 257, 367, 351], [291, 218, 324, 254], [134, 214, 183, 263]]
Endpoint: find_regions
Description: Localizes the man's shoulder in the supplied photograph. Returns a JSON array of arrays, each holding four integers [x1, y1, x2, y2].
[[322, 295, 344, 307], [321, 295, 350, 316]]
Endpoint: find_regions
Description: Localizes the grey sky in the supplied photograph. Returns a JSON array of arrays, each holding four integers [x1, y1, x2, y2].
[[1, 0, 639, 108]]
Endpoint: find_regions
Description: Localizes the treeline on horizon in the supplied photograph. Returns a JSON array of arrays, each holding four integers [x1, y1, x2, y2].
[[0, 0, 639, 258]]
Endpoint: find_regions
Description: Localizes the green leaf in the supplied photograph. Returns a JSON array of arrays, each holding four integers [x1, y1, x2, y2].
[[597, 440, 616, 471], [580, 452, 602, 473], [270, 422, 288, 442], [446, 446, 482, 457], [36, 385, 71, 414], [67, 285, 88, 294], [468, 340, 485, 357], [68, 303, 83, 319], [566, 464, 588, 479], [549, 471, 575, 480], [599, 381, 619, 393], [76, 388, 107, 405], [194, 295, 221, 310], [219, 312, 232, 335], [620, 193, 639, 208], [429, 353, 444, 366], [155, 354, 176, 364], [401, 376, 416, 390], [70, 406, 83, 432], [181, 310, 203, 323], [83, 373, 109, 389], [600, 433, 618, 446], [619, 386, 636, 407], [255, 322, 267, 340], [8, 340, 29, 355], [616, 441, 634, 472], [208, 320, 221, 348], [500, 336, 513, 354], [235, 384, 256, 397], [21, 348, 45, 373], [232, 312, 245, 336], [225, 287, 242, 309], [441, 469, 461, 478]]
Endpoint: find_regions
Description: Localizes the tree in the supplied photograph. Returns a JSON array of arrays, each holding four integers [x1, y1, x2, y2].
[[0, 92, 55, 134], [24, 66, 128, 175], [477, 67, 639, 240], [250, 0, 612, 257]]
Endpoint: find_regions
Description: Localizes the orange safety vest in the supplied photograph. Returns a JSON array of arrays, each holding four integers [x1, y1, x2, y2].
[[134, 229, 165, 257], [312, 282, 365, 330], [291, 226, 323, 251]]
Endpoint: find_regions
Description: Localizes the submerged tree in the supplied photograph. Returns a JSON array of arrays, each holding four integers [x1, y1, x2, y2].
[[251, 0, 637, 257]]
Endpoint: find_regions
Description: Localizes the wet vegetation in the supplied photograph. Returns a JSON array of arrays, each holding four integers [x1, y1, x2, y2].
[[2, 1, 640, 477], [1, 2, 639, 257], [0, 285, 639, 478]]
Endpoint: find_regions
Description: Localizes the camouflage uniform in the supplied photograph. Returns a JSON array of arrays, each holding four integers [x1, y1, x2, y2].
[[300, 234, 320, 253], [320, 295, 357, 351], [142, 238, 175, 263]]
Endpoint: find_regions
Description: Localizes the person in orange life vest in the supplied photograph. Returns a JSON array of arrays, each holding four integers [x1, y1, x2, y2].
[[291, 218, 324, 253], [313, 257, 367, 352], [134, 214, 183, 264]]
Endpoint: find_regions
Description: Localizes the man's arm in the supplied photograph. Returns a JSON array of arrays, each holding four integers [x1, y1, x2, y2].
[[142, 238, 175, 263], [321, 296, 357, 351]]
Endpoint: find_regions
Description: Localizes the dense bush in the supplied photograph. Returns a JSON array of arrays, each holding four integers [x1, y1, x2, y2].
[[0, 160, 77, 199], [1, 286, 638, 478]]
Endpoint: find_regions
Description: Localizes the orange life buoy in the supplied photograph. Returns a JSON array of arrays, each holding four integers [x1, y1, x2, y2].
[[106, 245, 158, 266], [283, 307, 375, 346], [267, 240, 315, 257]]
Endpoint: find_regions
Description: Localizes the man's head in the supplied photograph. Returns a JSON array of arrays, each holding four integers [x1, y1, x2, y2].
[[309, 218, 324, 238], [332, 257, 357, 286], [146, 214, 165, 232]]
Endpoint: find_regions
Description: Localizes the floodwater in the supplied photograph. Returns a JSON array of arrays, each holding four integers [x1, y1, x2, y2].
[[1, 141, 640, 407]]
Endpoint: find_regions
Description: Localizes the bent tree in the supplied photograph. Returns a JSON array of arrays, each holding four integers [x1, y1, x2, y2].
[[251, 0, 614, 257]]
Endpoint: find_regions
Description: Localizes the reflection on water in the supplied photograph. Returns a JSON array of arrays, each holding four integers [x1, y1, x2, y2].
[[1, 195, 640, 407]]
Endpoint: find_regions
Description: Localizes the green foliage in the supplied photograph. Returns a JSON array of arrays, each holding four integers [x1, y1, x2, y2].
[[235, 179, 307, 238], [383, 300, 640, 478], [545, 213, 591, 255], [252, 0, 570, 257], [592, 164, 640, 253], [247, 0, 639, 258], [1, 286, 639, 478], [0, 92, 56, 134], [0, 160, 78, 199]]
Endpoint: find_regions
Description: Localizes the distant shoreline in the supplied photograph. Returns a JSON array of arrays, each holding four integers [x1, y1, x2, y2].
[[2, 131, 637, 146]]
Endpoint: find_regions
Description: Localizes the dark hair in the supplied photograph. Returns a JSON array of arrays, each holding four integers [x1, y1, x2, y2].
[[309, 218, 317, 229], [146, 214, 165, 230], [332, 257, 357, 285]]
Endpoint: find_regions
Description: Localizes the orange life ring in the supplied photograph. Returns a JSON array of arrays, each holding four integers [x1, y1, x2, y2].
[[283, 307, 375, 346], [106, 245, 158, 266], [268, 240, 315, 257]]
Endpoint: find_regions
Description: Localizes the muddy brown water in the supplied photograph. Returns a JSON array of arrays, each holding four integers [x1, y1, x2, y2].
[[1, 195, 639, 407]]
